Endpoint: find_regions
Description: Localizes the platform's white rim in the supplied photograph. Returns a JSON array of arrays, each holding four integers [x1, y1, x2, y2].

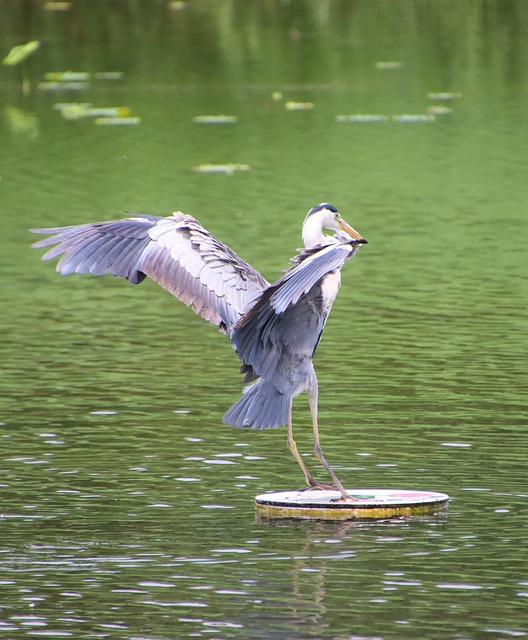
[[256, 488, 449, 508]]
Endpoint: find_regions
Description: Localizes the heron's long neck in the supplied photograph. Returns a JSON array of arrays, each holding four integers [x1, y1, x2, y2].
[[302, 217, 326, 248]]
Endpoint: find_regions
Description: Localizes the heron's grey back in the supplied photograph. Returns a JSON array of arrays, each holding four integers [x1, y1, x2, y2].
[[230, 241, 354, 382]]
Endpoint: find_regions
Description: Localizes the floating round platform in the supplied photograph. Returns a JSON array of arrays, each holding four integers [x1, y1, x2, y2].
[[255, 488, 449, 520]]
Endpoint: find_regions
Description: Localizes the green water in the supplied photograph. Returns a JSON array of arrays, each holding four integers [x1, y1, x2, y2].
[[1, 1, 527, 638]]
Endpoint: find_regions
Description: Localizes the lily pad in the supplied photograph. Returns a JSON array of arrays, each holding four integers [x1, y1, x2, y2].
[[3, 40, 40, 66]]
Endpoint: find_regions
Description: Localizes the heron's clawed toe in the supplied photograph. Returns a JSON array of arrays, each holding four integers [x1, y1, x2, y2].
[[300, 479, 336, 492], [330, 492, 361, 503]]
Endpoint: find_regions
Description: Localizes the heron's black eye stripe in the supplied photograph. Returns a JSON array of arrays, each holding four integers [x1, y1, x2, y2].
[[306, 203, 338, 217]]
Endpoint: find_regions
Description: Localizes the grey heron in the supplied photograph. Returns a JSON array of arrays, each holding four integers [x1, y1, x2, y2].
[[31, 203, 367, 501]]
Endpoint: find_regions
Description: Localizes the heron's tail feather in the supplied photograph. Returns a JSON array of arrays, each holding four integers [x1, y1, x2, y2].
[[222, 380, 290, 430]]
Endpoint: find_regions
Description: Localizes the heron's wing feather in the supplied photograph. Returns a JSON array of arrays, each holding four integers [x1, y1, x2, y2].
[[269, 242, 353, 313], [31, 212, 269, 331], [231, 241, 355, 379], [32, 216, 155, 284]]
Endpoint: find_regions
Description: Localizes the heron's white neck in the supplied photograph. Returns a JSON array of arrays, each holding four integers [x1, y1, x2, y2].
[[302, 216, 327, 248]]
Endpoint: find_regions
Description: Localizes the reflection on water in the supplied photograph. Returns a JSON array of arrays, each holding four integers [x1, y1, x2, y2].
[[0, 496, 524, 639], [1, 0, 528, 638]]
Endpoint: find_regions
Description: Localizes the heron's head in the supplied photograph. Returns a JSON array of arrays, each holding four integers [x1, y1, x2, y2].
[[302, 203, 366, 247]]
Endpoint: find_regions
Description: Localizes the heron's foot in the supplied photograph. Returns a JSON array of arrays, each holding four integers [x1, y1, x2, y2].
[[330, 491, 361, 503], [300, 482, 361, 502], [299, 479, 336, 492]]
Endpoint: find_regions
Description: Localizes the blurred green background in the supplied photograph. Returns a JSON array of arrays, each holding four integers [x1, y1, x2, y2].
[[1, 1, 527, 639]]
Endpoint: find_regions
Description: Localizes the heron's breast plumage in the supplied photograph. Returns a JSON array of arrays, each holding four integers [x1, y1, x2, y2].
[[320, 269, 341, 317]]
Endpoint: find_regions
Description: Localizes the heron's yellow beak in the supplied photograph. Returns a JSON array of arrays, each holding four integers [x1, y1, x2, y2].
[[339, 219, 367, 243]]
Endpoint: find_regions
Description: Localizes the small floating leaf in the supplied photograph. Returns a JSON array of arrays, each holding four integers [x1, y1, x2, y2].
[[87, 107, 131, 117], [94, 116, 141, 126], [53, 102, 92, 110], [3, 40, 40, 66], [192, 115, 238, 124], [60, 105, 131, 120], [427, 92, 463, 100], [94, 72, 124, 80], [192, 163, 250, 175], [285, 101, 314, 111], [38, 81, 90, 91], [426, 105, 453, 115], [336, 114, 389, 122], [44, 71, 90, 82], [337, 114, 436, 124], [44, 1, 72, 9], [59, 104, 94, 120], [392, 114, 435, 122], [375, 61, 404, 70]]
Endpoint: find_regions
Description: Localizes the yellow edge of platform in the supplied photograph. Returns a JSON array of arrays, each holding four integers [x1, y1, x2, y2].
[[255, 500, 448, 520]]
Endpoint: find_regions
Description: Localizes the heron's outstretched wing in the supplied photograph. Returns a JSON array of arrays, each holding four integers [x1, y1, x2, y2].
[[31, 212, 269, 332], [231, 240, 359, 380]]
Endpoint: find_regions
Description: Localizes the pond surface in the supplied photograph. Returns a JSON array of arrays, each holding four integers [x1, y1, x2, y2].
[[1, 1, 527, 638]]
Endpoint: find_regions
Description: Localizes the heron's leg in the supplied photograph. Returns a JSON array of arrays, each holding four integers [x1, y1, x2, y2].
[[307, 382, 356, 501], [286, 398, 317, 488]]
